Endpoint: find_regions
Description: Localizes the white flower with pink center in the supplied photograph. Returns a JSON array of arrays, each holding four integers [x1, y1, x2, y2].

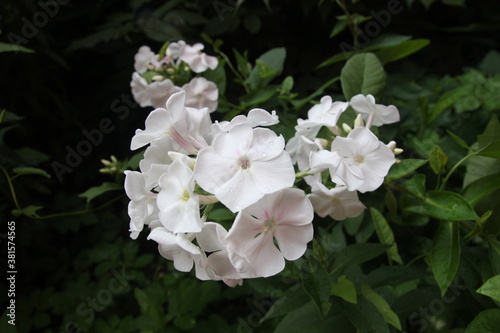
[[308, 183, 365, 220], [225, 188, 314, 278], [182, 77, 219, 112], [194, 123, 295, 212]]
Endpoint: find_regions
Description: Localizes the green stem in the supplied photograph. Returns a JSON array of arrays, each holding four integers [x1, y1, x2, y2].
[[0, 164, 22, 210], [440, 152, 476, 190]]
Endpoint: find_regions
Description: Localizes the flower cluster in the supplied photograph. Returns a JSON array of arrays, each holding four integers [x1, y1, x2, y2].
[[131, 41, 219, 111], [286, 94, 400, 220], [124, 87, 400, 286]]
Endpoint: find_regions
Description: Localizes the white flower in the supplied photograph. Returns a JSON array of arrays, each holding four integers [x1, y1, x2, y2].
[[148, 226, 205, 274], [182, 77, 218, 112], [307, 96, 348, 128], [196, 222, 244, 284], [166, 40, 186, 61], [130, 91, 211, 153], [311, 127, 395, 193], [180, 43, 218, 73], [134, 46, 156, 73], [308, 183, 365, 220], [156, 156, 201, 233], [147, 79, 181, 109], [124, 164, 169, 239], [139, 135, 176, 173], [130, 72, 151, 107], [194, 123, 295, 212], [226, 188, 314, 278], [349, 94, 399, 127]]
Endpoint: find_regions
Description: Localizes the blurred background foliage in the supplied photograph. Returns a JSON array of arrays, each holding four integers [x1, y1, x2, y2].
[[1, 0, 500, 332]]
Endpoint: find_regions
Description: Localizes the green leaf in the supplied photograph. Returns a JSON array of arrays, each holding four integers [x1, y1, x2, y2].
[[316, 52, 355, 69], [12, 167, 51, 179], [79, 182, 123, 204], [386, 159, 428, 181], [370, 208, 403, 265], [447, 130, 470, 149], [245, 47, 286, 90], [331, 275, 357, 304], [361, 284, 402, 330], [302, 263, 332, 318], [365, 34, 413, 51], [233, 48, 252, 78], [477, 116, 500, 159], [291, 76, 340, 109], [12, 205, 43, 218], [462, 173, 500, 206], [476, 275, 500, 302], [465, 309, 500, 333], [0, 41, 35, 53], [240, 85, 278, 107], [332, 243, 388, 275], [134, 288, 151, 313], [330, 19, 348, 38], [408, 191, 479, 221], [340, 53, 386, 100], [260, 285, 310, 322], [429, 86, 470, 124], [401, 173, 426, 198], [431, 221, 461, 296], [429, 145, 448, 174], [374, 39, 430, 64], [345, 297, 390, 333]]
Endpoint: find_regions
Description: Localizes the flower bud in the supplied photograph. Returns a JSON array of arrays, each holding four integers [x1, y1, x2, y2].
[[328, 125, 342, 136], [386, 141, 397, 151], [354, 114, 365, 128], [342, 123, 352, 134], [394, 148, 404, 155], [151, 75, 164, 82]]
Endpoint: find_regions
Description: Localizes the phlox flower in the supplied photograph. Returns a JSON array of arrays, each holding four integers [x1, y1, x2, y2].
[[147, 79, 181, 109], [182, 77, 219, 112], [310, 127, 395, 193], [196, 222, 244, 286], [349, 94, 399, 127], [307, 95, 349, 128], [194, 123, 295, 212], [180, 43, 218, 73], [156, 155, 202, 233], [124, 164, 169, 239], [225, 188, 314, 278], [130, 91, 211, 153], [148, 225, 207, 279], [308, 183, 365, 220], [130, 72, 151, 107], [134, 46, 156, 73]]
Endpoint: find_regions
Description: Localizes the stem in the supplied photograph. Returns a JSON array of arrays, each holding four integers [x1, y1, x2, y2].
[[440, 152, 476, 190], [213, 48, 250, 94], [0, 164, 22, 210]]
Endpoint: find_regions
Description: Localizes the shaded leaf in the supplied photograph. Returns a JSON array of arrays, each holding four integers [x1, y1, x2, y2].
[[431, 221, 461, 295], [374, 39, 430, 64], [12, 167, 51, 179], [361, 284, 401, 330], [386, 159, 428, 181], [302, 263, 332, 318], [331, 275, 357, 304], [465, 309, 500, 333], [462, 173, 500, 206], [79, 182, 123, 204], [477, 116, 500, 159], [370, 208, 403, 264], [476, 275, 500, 302]]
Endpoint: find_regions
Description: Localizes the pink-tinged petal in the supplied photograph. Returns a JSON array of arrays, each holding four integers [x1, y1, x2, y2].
[[160, 244, 194, 272], [250, 153, 295, 195], [250, 128, 285, 160], [270, 188, 314, 226], [207, 251, 242, 280], [227, 249, 259, 278], [226, 212, 263, 256], [274, 224, 313, 261], [244, 233, 285, 277]]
